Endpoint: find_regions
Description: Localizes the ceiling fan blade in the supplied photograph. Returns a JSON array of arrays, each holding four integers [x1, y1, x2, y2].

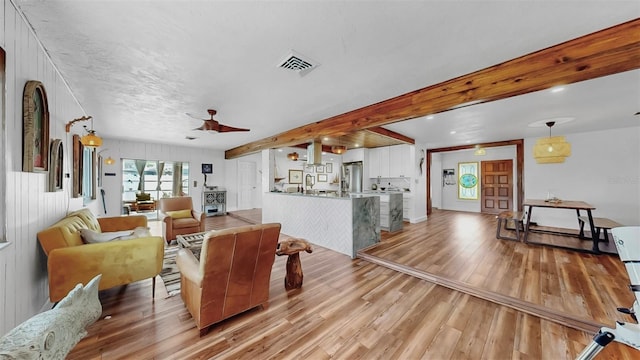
[[185, 112, 206, 120], [218, 123, 250, 133]]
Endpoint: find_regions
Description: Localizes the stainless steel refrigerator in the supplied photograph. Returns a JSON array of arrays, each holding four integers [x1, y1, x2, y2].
[[341, 161, 363, 194]]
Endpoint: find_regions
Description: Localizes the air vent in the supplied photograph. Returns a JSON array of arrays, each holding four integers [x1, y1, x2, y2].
[[278, 51, 319, 76]]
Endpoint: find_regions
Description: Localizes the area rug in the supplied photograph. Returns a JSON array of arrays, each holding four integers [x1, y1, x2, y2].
[[160, 246, 182, 297], [160, 245, 203, 297]]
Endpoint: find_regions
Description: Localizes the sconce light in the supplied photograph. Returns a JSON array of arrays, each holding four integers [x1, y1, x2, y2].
[[533, 121, 571, 163], [473, 145, 486, 156], [287, 152, 299, 161], [98, 149, 115, 165], [65, 115, 103, 148]]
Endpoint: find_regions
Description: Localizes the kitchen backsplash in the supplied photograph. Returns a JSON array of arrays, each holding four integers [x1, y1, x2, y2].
[[369, 177, 412, 191]]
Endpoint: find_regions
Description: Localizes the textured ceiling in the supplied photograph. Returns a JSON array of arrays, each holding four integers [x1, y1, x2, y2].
[[15, 1, 640, 151]]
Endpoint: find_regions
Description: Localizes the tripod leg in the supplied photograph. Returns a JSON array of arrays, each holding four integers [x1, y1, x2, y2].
[[576, 331, 615, 360]]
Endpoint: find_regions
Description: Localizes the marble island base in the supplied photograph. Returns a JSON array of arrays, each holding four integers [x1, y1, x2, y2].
[[263, 192, 380, 258]]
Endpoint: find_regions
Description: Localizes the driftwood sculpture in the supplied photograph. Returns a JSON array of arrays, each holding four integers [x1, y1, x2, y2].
[[0, 274, 102, 360], [276, 238, 313, 290]]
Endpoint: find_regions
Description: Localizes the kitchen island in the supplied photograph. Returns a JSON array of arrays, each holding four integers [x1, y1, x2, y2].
[[263, 192, 380, 258]]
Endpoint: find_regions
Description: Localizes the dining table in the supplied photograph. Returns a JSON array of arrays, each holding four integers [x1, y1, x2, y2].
[[523, 199, 601, 254]]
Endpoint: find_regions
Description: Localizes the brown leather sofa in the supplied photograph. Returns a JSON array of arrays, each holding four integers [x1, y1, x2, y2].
[[37, 208, 165, 302], [159, 197, 205, 244], [175, 223, 281, 336]]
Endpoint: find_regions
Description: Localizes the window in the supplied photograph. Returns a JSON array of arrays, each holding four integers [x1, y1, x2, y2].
[[458, 162, 479, 200], [122, 159, 190, 215], [82, 147, 93, 205]]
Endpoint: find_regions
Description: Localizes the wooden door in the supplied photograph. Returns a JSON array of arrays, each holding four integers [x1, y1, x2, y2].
[[481, 160, 513, 214]]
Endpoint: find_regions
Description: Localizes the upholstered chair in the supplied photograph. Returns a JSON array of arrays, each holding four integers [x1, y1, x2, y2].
[[135, 192, 156, 211], [175, 223, 281, 336], [159, 197, 205, 244]]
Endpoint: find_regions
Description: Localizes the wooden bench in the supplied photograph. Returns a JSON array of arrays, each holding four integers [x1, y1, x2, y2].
[[578, 216, 622, 243], [496, 211, 525, 241]]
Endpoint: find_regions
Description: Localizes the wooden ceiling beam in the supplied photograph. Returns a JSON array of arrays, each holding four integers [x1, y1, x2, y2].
[[366, 127, 415, 145], [225, 19, 640, 159]]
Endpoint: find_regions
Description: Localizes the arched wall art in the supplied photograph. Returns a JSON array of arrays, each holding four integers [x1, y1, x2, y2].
[[22, 80, 50, 172]]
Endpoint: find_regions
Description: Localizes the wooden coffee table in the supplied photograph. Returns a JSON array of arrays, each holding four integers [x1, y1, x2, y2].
[[176, 232, 207, 259]]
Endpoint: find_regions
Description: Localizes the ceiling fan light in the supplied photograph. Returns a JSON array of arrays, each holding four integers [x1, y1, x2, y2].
[[331, 145, 347, 154], [81, 130, 102, 148]]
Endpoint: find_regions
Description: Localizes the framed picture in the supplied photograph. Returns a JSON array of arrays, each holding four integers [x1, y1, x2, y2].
[[305, 164, 315, 172], [289, 169, 303, 184], [72, 134, 82, 198], [316, 165, 325, 173], [202, 163, 213, 174], [318, 174, 328, 182], [22, 80, 50, 172], [325, 163, 333, 173], [48, 139, 63, 192]]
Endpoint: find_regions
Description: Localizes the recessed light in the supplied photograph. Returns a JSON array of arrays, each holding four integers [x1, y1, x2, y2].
[[450, 131, 456, 135], [323, 137, 329, 141], [277, 149, 283, 152], [465, 140, 472, 144], [354, 144, 360, 147], [426, 115, 434, 120], [551, 86, 565, 93]]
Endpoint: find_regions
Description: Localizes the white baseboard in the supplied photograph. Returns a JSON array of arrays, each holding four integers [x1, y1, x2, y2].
[[410, 215, 427, 223]]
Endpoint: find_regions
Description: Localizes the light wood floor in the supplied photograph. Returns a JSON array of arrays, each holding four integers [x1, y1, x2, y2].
[[68, 209, 636, 359]]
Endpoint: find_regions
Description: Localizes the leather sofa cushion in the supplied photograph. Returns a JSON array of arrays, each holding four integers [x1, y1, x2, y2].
[[173, 218, 200, 229]]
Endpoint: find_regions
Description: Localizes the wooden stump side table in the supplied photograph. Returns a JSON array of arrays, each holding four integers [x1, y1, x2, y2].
[[276, 238, 313, 290]]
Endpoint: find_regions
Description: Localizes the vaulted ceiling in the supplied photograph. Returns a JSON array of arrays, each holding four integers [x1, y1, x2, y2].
[[15, 1, 640, 159]]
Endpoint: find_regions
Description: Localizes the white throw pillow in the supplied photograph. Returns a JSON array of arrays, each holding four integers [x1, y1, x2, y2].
[[118, 226, 152, 240], [80, 229, 134, 244]]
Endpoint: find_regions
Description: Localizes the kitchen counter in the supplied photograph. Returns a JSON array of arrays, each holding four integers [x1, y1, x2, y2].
[[263, 192, 380, 258]]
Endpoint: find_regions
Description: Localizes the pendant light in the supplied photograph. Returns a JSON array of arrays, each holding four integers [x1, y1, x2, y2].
[[287, 152, 299, 161], [331, 145, 347, 154], [331, 136, 347, 154], [533, 121, 571, 163]]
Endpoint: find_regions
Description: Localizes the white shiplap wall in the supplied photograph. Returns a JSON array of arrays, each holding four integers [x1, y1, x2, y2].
[[0, 0, 88, 335]]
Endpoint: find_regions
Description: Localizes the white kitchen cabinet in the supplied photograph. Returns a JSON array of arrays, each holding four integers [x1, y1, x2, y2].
[[389, 145, 411, 178], [368, 147, 390, 178], [369, 145, 413, 179], [342, 148, 364, 163], [379, 200, 390, 228], [403, 195, 412, 221]]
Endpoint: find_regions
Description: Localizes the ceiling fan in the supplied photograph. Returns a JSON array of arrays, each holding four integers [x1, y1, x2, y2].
[[186, 109, 250, 133]]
